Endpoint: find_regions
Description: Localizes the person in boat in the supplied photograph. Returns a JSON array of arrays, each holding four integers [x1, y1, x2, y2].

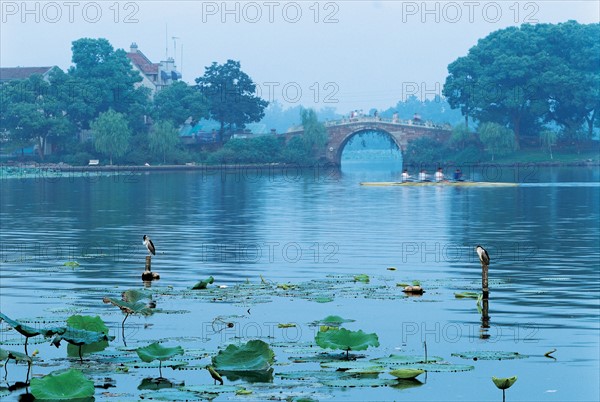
[[434, 168, 444, 182], [401, 169, 411, 182], [418, 169, 429, 181], [453, 168, 463, 181]]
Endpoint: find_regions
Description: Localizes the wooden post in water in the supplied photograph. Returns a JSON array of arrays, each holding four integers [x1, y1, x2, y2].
[[145, 256, 152, 272], [482, 263, 489, 297]]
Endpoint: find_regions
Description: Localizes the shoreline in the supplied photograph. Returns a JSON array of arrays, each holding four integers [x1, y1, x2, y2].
[[1, 159, 598, 173]]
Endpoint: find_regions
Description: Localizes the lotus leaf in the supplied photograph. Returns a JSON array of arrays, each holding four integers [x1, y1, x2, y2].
[[136, 342, 184, 363], [30, 368, 95, 399], [0, 312, 64, 339], [492, 376, 518, 390], [318, 315, 355, 327], [123, 289, 153, 302], [192, 276, 215, 290], [51, 327, 112, 347], [66, 315, 109, 334], [0, 348, 32, 364], [322, 378, 396, 387], [353, 274, 370, 283], [371, 354, 443, 366], [315, 328, 379, 358], [389, 368, 425, 379], [103, 298, 153, 316], [452, 351, 528, 360], [63, 261, 80, 267], [212, 339, 275, 371]]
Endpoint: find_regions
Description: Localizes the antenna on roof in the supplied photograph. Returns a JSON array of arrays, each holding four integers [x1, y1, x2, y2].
[[172, 36, 179, 64], [165, 24, 168, 59]]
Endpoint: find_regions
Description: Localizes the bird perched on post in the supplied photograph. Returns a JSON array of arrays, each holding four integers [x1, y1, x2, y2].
[[143, 235, 155, 256], [476, 245, 490, 265]]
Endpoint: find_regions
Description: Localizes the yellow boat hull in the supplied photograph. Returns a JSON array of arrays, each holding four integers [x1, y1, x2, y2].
[[360, 181, 519, 187]]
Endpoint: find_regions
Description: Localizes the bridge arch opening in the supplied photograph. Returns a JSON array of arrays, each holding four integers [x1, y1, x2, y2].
[[339, 129, 403, 175]]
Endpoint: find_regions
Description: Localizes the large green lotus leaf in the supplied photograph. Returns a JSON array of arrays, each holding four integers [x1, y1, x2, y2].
[[136, 342, 184, 363], [320, 360, 383, 370], [103, 298, 153, 316], [0, 312, 63, 338], [30, 368, 95, 399], [138, 377, 184, 390], [212, 340, 275, 371], [315, 328, 379, 352], [52, 327, 112, 347], [452, 351, 528, 360], [492, 376, 518, 390], [389, 368, 425, 379], [66, 315, 109, 334], [65, 315, 110, 356], [122, 289, 153, 303]]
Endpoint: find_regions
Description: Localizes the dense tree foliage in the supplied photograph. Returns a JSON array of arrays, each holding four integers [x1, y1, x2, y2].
[[300, 108, 328, 155], [195, 60, 268, 142], [0, 71, 75, 159], [443, 21, 600, 146], [152, 81, 209, 126], [67, 38, 150, 130]]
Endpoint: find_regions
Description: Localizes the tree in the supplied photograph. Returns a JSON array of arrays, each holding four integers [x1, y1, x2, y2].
[[300, 108, 327, 155], [195, 60, 268, 143], [0, 70, 74, 159], [67, 38, 150, 129], [449, 123, 473, 150], [152, 81, 209, 126], [90, 109, 131, 164], [149, 120, 179, 163], [478, 122, 515, 161], [443, 22, 599, 146]]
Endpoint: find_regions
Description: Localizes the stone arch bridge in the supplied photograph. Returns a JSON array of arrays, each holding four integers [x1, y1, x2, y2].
[[286, 117, 452, 166]]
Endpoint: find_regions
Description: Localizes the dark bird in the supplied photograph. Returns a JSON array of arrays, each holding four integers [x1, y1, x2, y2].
[[476, 245, 490, 265], [143, 235, 155, 256]]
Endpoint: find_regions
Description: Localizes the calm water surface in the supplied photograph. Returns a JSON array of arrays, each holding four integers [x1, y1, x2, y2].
[[0, 162, 598, 401]]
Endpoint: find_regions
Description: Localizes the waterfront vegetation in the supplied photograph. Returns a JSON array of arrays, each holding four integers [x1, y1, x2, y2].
[[1, 21, 598, 167]]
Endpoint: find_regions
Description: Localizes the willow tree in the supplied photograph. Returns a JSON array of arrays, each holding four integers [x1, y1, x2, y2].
[[90, 109, 131, 164]]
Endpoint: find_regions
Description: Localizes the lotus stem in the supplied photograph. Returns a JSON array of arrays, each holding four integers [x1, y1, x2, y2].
[[3, 357, 8, 380], [159, 360, 163, 378], [502, 388, 505, 402], [24, 337, 29, 356], [78, 345, 83, 363], [424, 340, 428, 363]]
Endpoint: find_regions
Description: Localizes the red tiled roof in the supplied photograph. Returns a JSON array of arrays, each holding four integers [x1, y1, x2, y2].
[[0, 66, 54, 81], [126, 51, 158, 75]]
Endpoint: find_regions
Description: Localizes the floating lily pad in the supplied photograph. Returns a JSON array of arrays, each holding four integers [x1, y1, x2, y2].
[[212, 340, 274, 372], [139, 389, 204, 401], [371, 354, 442, 366], [63, 261, 80, 267], [322, 378, 396, 387], [389, 368, 425, 379], [30, 368, 95, 399], [182, 384, 242, 395], [353, 274, 370, 283], [400, 362, 475, 372], [138, 377, 184, 390], [321, 360, 384, 370], [452, 351, 529, 361]]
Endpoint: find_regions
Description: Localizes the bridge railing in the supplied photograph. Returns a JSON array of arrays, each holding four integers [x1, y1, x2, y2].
[[287, 116, 450, 133]]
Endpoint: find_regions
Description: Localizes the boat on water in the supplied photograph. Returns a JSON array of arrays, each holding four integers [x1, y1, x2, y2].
[[359, 181, 519, 187]]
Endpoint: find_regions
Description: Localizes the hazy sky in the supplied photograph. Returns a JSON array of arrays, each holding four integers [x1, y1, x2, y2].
[[1, 1, 598, 112]]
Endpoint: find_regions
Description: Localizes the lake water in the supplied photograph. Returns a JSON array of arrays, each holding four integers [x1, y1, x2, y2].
[[0, 161, 599, 401]]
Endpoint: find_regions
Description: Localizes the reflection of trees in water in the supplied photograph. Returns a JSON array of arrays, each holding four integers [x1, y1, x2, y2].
[[342, 131, 402, 162]]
